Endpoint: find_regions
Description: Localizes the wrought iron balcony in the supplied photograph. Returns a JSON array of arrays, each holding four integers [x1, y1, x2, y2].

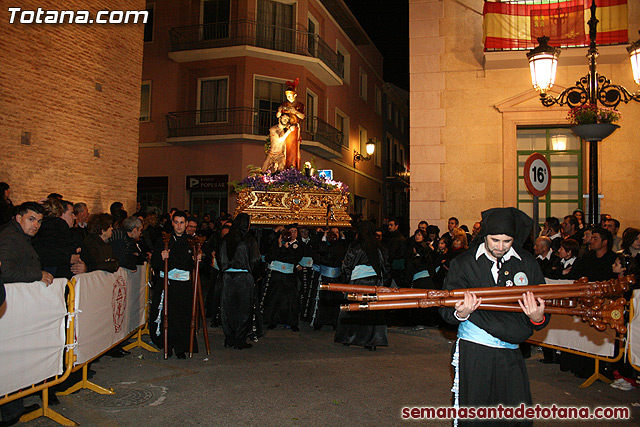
[[166, 107, 343, 158], [169, 20, 344, 78]]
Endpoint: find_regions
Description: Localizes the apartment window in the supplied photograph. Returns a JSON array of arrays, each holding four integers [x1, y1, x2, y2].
[[143, 3, 154, 42], [255, 79, 286, 134], [306, 90, 318, 134], [375, 86, 382, 115], [517, 127, 583, 222], [335, 109, 349, 148], [308, 14, 319, 57], [374, 137, 381, 167], [399, 115, 405, 133], [386, 103, 392, 121], [359, 68, 367, 101], [140, 81, 151, 122], [336, 40, 349, 83], [257, 0, 295, 52], [359, 127, 367, 154], [198, 77, 228, 123], [202, 0, 231, 40]]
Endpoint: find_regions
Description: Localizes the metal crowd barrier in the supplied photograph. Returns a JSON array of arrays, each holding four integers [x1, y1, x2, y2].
[[0, 264, 155, 425]]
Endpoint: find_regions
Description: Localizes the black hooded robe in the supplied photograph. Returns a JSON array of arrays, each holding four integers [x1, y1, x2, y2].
[[218, 215, 260, 347], [439, 208, 550, 426]]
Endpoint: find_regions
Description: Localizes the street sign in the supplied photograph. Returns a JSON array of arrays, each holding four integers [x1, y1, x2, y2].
[[524, 153, 551, 198]]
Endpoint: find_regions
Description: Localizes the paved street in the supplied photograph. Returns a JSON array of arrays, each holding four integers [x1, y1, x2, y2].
[[21, 324, 639, 426]]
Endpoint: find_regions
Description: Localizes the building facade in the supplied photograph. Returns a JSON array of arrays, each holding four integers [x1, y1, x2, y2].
[[410, 0, 640, 231], [382, 83, 410, 233], [138, 0, 385, 222], [0, 1, 145, 212]]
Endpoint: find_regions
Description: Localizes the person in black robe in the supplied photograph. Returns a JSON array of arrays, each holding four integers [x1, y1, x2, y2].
[[334, 221, 391, 350], [297, 228, 316, 322], [151, 211, 198, 359], [309, 227, 347, 330], [439, 208, 550, 426], [405, 230, 437, 326], [218, 213, 260, 349], [261, 224, 303, 331]]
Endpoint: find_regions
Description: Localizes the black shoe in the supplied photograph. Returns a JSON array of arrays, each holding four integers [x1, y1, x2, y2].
[[224, 337, 232, 348], [291, 326, 299, 332], [120, 348, 131, 355], [176, 352, 186, 359], [267, 324, 276, 330], [365, 346, 377, 351], [234, 342, 252, 349], [539, 359, 555, 364]]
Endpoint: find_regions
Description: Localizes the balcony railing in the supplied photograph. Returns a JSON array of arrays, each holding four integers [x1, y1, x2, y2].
[[169, 20, 344, 77], [166, 108, 343, 154]]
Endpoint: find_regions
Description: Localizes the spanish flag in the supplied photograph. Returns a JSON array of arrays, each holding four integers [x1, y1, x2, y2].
[[483, 0, 628, 51]]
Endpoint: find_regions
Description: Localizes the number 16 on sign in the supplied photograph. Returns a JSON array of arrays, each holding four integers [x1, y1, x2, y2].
[[523, 153, 551, 227]]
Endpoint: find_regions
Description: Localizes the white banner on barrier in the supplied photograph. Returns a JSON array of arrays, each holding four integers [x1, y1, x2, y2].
[[0, 278, 67, 396], [529, 279, 616, 357], [628, 290, 640, 366], [74, 266, 146, 365]]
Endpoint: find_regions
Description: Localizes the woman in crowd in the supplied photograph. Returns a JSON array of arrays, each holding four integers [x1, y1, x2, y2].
[[573, 208, 585, 229], [432, 235, 451, 287], [406, 229, 437, 327], [334, 221, 390, 351], [83, 213, 119, 273], [620, 227, 640, 264]]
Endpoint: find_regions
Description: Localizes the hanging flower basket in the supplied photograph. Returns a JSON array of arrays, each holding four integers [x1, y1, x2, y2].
[[571, 123, 619, 142]]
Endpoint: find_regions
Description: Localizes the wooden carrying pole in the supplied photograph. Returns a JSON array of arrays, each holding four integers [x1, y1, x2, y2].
[[327, 276, 635, 334], [188, 236, 210, 357], [161, 232, 171, 360]]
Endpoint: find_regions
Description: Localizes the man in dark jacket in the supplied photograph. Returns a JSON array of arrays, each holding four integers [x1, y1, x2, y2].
[[109, 216, 145, 270], [0, 202, 53, 285], [0, 201, 53, 424], [439, 208, 549, 426]]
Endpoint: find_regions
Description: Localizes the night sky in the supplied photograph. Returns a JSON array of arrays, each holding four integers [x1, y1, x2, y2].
[[343, 0, 409, 91]]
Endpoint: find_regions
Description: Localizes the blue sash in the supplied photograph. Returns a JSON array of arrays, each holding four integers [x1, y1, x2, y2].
[[160, 268, 190, 281], [412, 270, 431, 281], [299, 256, 313, 268], [457, 320, 518, 350], [225, 268, 249, 273], [351, 264, 377, 281], [312, 264, 321, 272], [319, 265, 341, 278], [269, 260, 295, 274]]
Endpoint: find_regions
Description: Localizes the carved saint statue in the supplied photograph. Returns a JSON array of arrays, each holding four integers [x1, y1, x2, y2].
[[276, 78, 305, 170]]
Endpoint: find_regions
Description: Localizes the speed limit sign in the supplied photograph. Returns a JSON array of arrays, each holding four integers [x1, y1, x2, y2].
[[524, 153, 551, 197]]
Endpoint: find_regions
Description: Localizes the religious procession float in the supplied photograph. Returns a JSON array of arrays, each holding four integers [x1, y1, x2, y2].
[[232, 78, 351, 228]]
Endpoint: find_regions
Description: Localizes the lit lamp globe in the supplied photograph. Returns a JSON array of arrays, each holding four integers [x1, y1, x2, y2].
[[365, 139, 376, 156], [628, 34, 640, 85], [527, 36, 561, 93]]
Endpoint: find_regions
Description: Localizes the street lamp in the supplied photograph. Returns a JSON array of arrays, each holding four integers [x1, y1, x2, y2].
[[526, 0, 640, 225], [354, 139, 376, 164]]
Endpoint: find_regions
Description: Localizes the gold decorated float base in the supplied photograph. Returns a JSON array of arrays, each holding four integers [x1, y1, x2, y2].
[[234, 188, 351, 227]]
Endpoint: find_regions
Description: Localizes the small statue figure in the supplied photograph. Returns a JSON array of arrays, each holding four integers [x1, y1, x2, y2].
[[262, 114, 293, 173], [276, 78, 305, 170]]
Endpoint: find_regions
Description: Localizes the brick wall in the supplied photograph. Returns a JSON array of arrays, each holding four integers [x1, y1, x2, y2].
[[0, 0, 146, 214]]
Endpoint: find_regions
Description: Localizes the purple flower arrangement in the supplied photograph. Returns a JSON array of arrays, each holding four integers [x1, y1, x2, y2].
[[232, 167, 349, 194]]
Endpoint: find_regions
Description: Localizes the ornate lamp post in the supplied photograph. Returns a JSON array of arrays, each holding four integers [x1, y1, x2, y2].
[[526, 0, 640, 225]]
